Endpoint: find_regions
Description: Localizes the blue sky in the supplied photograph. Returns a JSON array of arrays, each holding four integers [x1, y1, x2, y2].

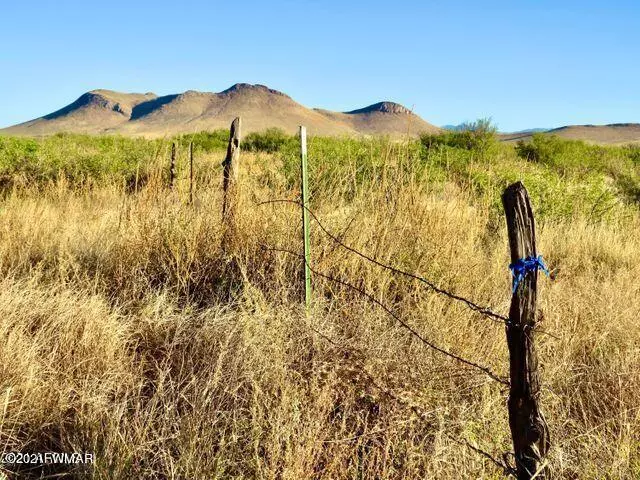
[[1, 1, 638, 131]]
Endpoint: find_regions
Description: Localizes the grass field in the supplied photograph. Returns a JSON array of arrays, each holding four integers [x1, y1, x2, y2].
[[0, 130, 638, 478]]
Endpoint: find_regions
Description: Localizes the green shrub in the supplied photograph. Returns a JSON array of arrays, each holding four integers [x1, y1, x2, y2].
[[515, 133, 581, 165], [243, 128, 296, 153], [175, 130, 229, 153], [625, 145, 640, 165], [421, 118, 498, 155], [515, 133, 639, 181]]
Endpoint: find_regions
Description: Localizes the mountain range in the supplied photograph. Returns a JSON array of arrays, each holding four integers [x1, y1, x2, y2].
[[0, 84, 439, 138], [1, 84, 638, 144]]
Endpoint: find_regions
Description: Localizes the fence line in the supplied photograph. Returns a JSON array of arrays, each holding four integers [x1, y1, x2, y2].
[[254, 185, 552, 478], [220, 120, 551, 478], [257, 198, 559, 340]]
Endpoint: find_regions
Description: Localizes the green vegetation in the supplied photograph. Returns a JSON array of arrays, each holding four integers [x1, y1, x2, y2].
[[1, 128, 639, 219], [174, 129, 230, 152], [515, 133, 640, 204], [243, 127, 297, 153], [0, 133, 161, 187]]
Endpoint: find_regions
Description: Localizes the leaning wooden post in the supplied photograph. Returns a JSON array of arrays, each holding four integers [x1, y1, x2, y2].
[[222, 117, 241, 239], [169, 142, 176, 189], [189, 141, 194, 205], [300, 126, 312, 311], [502, 182, 550, 479]]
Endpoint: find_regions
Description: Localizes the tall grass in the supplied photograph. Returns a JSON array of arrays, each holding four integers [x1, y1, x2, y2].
[[0, 132, 638, 478]]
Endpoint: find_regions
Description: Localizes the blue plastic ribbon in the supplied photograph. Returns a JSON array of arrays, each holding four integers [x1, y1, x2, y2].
[[509, 255, 550, 293]]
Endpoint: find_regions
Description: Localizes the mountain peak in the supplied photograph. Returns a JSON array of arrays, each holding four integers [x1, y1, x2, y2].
[[220, 83, 289, 98], [85, 89, 157, 102], [346, 102, 413, 115]]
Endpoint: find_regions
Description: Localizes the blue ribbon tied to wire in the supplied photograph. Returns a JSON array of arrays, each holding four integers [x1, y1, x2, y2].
[[509, 255, 550, 293]]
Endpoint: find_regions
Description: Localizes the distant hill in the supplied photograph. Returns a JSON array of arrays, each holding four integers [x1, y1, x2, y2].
[[444, 123, 549, 134], [500, 124, 640, 145], [545, 124, 640, 144], [0, 84, 441, 138], [510, 128, 549, 134], [314, 102, 432, 136], [441, 124, 466, 132]]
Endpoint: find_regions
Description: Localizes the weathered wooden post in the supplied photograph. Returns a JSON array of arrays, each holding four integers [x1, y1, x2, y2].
[[300, 126, 311, 311], [222, 117, 241, 246], [169, 142, 176, 189], [502, 182, 550, 479], [189, 141, 194, 205]]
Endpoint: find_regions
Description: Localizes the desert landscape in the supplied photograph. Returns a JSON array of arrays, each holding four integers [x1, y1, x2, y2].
[[1, 1, 639, 479]]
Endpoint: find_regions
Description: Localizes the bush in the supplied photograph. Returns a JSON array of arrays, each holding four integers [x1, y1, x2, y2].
[[175, 130, 229, 153], [625, 145, 640, 165], [243, 128, 296, 153], [515, 133, 575, 164], [421, 118, 498, 155]]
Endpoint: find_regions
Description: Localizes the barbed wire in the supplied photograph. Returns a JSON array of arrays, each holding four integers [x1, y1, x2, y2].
[[300, 318, 517, 477], [257, 198, 561, 340], [256, 199, 509, 323], [261, 243, 509, 386]]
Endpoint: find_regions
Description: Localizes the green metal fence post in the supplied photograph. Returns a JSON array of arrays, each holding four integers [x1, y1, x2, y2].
[[300, 126, 312, 311]]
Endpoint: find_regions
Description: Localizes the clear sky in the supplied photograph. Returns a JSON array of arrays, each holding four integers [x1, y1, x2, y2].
[[1, 1, 638, 132]]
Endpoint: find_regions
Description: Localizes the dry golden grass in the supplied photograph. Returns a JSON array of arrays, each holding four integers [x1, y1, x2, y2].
[[0, 148, 638, 479]]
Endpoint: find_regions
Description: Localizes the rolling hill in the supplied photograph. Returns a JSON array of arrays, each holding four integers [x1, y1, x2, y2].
[[500, 123, 640, 145], [0, 84, 440, 138]]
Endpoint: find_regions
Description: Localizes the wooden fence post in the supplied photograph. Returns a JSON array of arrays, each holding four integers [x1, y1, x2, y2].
[[502, 182, 550, 479], [169, 142, 176, 189], [189, 141, 194, 205], [222, 117, 241, 237], [300, 126, 311, 311]]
